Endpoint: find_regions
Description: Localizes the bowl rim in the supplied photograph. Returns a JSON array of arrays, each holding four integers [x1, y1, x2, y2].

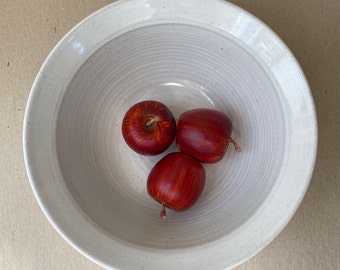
[[23, 0, 318, 269]]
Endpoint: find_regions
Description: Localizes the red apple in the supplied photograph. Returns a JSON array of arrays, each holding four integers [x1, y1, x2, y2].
[[176, 108, 241, 163], [122, 100, 176, 155], [147, 152, 206, 219]]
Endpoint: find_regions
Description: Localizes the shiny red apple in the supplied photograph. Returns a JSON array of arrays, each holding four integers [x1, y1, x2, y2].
[[122, 100, 176, 155], [176, 108, 241, 163], [147, 152, 206, 219]]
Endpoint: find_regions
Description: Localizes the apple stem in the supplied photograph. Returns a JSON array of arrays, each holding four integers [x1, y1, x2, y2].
[[145, 116, 160, 128], [229, 137, 242, 153], [160, 204, 166, 220]]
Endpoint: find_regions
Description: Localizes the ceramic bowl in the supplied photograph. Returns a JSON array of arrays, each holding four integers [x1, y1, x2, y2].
[[23, 0, 317, 269]]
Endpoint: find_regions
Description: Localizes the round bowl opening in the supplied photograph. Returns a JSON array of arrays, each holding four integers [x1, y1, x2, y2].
[[56, 23, 286, 249]]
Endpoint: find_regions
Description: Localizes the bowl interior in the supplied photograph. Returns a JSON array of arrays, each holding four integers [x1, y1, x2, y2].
[[56, 23, 286, 249]]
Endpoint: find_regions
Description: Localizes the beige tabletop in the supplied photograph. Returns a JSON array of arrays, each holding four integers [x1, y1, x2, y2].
[[1, 0, 339, 269]]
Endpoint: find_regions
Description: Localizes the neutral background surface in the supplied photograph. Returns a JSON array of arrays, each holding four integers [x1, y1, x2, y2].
[[1, 0, 339, 269]]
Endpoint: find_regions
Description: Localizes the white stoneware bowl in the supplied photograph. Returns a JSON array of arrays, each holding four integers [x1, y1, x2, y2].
[[23, 0, 317, 269]]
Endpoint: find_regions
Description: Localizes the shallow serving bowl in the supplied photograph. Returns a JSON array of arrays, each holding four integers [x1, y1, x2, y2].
[[23, 0, 317, 269]]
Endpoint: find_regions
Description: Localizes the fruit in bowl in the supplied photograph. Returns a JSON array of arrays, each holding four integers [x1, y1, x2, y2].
[[147, 152, 206, 219], [122, 101, 242, 219], [176, 108, 242, 163], [122, 100, 176, 155]]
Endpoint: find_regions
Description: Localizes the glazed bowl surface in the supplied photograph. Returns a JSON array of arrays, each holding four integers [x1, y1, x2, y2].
[[23, 0, 317, 269]]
